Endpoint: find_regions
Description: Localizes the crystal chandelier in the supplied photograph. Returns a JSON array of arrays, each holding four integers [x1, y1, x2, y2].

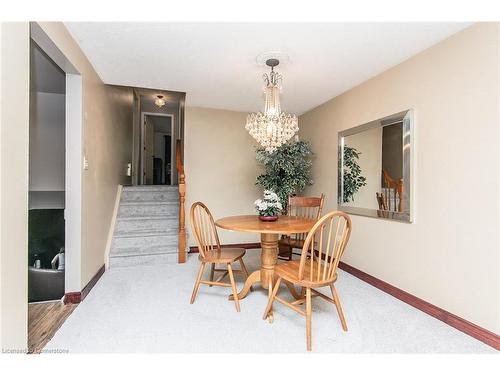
[[245, 59, 298, 153]]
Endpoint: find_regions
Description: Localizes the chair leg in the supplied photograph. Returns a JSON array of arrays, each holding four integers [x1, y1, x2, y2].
[[262, 277, 281, 320], [306, 287, 312, 351], [239, 258, 253, 292], [227, 263, 240, 312], [190, 262, 206, 304], [239, 258, 250, 278], [209, 263, 215, 287], [330, 283, 348, 331]]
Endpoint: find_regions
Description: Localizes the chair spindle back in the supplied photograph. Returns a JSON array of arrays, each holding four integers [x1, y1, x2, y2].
[[190, 202, 221, 259], [299, 211, 352, 283], [287, 194, 325, 242]]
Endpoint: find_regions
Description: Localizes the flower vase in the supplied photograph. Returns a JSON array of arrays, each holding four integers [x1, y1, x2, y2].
[[259, 215, 278, 222]]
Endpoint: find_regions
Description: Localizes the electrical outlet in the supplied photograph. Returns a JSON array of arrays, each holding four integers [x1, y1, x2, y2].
[[126, 163, 132, 176], [83, 156, 89, 170]]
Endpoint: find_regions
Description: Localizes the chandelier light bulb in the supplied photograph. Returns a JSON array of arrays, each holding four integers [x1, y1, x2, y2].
[[266, 123, 274, 138]]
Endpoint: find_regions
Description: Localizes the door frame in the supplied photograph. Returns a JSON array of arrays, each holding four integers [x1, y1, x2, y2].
[[140, 112, 174, 185]]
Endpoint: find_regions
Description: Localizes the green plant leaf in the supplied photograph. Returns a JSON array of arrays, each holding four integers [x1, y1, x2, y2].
[[339, 145, 367, 203], [255, 140, 314, 211]]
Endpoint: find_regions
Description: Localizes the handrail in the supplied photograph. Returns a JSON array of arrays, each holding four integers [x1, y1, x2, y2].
[[381, 169, 403, 212], [176, 139, 186, 263]]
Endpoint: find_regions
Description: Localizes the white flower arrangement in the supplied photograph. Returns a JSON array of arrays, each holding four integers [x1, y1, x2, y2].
[[254, 190, 283, 217]]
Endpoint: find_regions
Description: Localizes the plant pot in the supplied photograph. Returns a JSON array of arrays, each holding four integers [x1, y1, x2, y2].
[[259, 215, 278, 222]]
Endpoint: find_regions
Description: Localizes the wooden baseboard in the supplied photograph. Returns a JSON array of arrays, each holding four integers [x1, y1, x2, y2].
[[63, 292, 81, 304], [337, 262, 500, 350], [64, 264, 105, 305], [189, 244, 499, 350], [81, 265, 105, 300]]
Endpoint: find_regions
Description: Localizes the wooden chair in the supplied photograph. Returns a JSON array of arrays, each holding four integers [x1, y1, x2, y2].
[[278, 194, 325, 260], [189, 202, 251, 312], [263, 211, 352, 351]]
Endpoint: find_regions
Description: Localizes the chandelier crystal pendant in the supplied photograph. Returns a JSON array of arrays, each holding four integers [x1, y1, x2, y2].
[[245, 58, 299, 153]]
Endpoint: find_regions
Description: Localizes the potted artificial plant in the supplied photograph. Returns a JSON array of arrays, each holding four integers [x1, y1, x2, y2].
[[254, 190, 283, 221]]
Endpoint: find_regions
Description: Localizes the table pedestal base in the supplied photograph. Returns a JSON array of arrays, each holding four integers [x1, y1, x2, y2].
[[228, 233, 279, 322]]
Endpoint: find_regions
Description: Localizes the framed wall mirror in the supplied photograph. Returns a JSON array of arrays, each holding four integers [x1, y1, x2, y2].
[[338, 109, 414, 222]]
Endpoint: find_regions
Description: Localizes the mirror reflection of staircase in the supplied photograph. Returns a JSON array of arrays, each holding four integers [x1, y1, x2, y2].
[[109, 185, 180, 267]]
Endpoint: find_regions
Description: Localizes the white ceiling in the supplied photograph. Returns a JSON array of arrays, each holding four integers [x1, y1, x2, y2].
[[66, 22, 471, 115]]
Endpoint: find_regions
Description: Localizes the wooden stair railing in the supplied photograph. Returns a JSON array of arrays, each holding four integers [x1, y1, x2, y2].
[[176, 139, 186, 263], [376, 169, 404, 212]]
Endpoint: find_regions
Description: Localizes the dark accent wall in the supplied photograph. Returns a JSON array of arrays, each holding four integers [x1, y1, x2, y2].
[[381, 122, 403, 181]]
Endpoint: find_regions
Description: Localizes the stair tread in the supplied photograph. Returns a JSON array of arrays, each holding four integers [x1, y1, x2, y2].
[[113, 231, 179, 238], [116, 215, 178, 221], [120, 200, 178, 205], [110, 249, 178, 258], [117, 214, 178, 219], [122, 185, 178, 189]]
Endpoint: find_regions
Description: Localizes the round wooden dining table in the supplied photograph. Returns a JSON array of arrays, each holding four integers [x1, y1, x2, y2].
[[215, 215, 316, 305]]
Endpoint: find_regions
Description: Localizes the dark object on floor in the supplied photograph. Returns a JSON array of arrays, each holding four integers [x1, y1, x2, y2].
[[28, 267, 64, 302]]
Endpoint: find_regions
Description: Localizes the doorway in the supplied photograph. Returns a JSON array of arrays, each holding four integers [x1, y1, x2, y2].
[[28, 40, 66, 303], [28, 22, 83, 352], [141, 113, 174, 185]]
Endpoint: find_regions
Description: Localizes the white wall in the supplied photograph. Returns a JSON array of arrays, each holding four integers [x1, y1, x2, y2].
[[0, 22, 29, 351], [299, 23, 500, 334], [185, 107, 261, 246], [29, 92, 65, 192]]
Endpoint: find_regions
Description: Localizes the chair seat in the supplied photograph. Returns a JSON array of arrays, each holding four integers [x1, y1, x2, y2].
[[278, 237, 305, 249], [274, 259, 337, 287], [199, 248, 246, 263]]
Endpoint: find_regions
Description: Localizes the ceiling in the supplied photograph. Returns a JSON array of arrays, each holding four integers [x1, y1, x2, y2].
[[66, 22, 471, 115]]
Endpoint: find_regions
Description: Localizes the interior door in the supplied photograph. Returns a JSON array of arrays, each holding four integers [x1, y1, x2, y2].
[[144, 117, 154, 185]]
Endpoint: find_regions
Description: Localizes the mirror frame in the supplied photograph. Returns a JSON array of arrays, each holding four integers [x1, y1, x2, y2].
[[337, 109, 414, 223]]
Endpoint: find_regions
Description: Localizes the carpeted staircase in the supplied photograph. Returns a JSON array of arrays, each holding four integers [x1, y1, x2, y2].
[[109, 185, 180, 267]]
